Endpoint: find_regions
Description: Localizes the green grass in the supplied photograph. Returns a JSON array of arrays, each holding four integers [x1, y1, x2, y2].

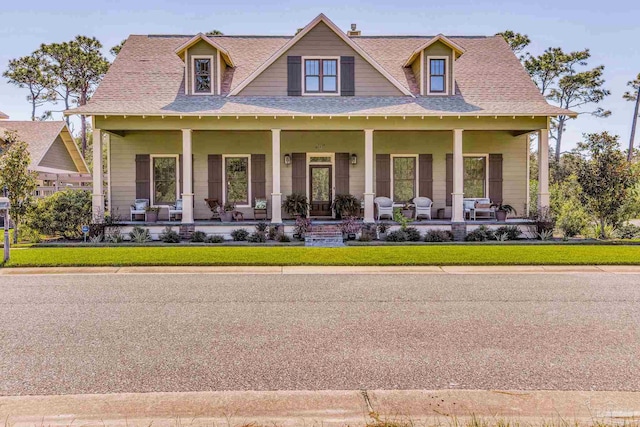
[[4, 244, 640, 267]]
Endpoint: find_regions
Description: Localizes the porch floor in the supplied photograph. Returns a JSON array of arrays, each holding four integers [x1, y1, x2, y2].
[[118, 218, 535, 226]]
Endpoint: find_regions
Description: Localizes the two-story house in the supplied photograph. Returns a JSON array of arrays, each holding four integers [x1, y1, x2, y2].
[[69, 14, 572, 238]]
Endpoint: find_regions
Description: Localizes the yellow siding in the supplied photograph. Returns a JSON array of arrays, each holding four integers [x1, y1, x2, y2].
[[186, 40, 218, 95], [423, 40, 455, 95], [39, 135, 78, 172]]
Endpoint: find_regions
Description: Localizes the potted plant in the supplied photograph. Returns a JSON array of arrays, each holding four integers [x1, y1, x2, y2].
[[218, 201, 235, 222], [377, 222, 390, 240], [332, 194, 360, 219], [338, 216, 361, 240], [282, 193, 309, 218], [493, 203, 516, 222], [145, 206, 160, 222], [401, 202, 414, 219]]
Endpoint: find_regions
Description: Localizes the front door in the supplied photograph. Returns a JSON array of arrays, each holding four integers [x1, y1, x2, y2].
[[309, 165, 332, 217]]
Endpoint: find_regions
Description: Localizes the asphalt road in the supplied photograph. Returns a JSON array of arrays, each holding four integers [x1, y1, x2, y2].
[[1, 272, 639, 395]]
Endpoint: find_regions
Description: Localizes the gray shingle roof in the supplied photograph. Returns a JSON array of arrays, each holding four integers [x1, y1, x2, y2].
[[0, 121, 66, 169], [70, 30, 571, 117], [0, 111, 8, 119]]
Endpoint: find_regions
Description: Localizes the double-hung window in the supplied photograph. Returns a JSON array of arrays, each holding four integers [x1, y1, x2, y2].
[[464, 156, 487, 198], [392, 156, 417, 203], [428, 58, 447, 94], [152, 155, 179, 205], [193, 56, 213, 94], [224, 156, 250, 206], [304, 58, 338, 94]]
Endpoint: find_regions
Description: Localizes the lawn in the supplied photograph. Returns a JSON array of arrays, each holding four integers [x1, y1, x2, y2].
[[4, 244, 640, 267]]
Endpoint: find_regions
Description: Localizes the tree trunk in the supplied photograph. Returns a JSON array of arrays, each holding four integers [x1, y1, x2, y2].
[[628, 94, 640, 161], [599, 217, 606, 240], [12, 216, 18, 245], [30, 102, 36, 122], [81, 114, 87, 158], [555, 116, 565, 162]]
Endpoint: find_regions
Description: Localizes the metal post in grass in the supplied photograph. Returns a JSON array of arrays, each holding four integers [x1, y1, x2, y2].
[[0, 186, 10, 264]]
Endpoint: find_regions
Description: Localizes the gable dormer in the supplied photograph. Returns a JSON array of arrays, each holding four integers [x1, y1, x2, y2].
[[404, 35, 464, 96], [175, 34, 234, 95]]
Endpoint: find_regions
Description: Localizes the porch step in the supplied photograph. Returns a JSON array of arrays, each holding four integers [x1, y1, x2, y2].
[[305, 224, 344, 247]]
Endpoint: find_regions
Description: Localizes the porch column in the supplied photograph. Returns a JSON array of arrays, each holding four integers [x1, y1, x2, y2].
[[364, 129, 375, 223], [92, 129, 104, 222], [537, 129, 550, 211], [452, 129, 464, 222], [271, 129, 282, 224], [181, 129, 194, 224]]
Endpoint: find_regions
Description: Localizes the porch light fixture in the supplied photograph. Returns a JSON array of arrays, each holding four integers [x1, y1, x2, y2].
[[284, 154, 292, 165], [350, 153, 357, 165]]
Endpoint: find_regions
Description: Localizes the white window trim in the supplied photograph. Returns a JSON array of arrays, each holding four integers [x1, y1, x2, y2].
[[426, 55, 450, 96], [216, 50, 222, 95], [150, 154, 180, 207], [191, 54, 215, 95], [390, 154, 419, 203], [463, 153, 489, 199], [419, 50, 424, 96], [301, 56, 341, 96], [222, 154, 252, 208], [306, 152, 336, 217]]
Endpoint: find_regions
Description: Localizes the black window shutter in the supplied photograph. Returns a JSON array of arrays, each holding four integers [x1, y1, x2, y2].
[[251, 154, 266, 204], [135, 154, 150, 200], [335, 153, 350, 195], [208, 154, 223, 202], [489, 154, 503, 204], [375, 154, 390, 198], [287, 56, 302, 96], [445, 154, 453, 206], [418, 154, 433, 200], [340, 56, 355, 96]]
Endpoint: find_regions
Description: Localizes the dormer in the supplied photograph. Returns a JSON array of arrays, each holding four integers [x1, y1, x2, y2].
[[404, 34, 464, 96], [175, 33, 234, 95]]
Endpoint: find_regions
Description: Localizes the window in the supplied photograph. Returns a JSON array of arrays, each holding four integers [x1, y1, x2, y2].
[[304, 58, 338, 94], [225, 156, 249, 206], [193, 57, 212, 94], [429, 58, 446, 93], [152, 156, 178, 205], [464, 156, 487, 198], [392, 156, 416, 203]]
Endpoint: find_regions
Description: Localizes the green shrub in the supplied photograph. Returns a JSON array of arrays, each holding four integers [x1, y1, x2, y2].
[[386, 230, 408, 242], [25, 190, 92, 239], [494, 225, 522, 241], [205, 235, 225, 244], [247, 232, 267, 243], [615, 224, 640, 239], [424, 230, 453, 242], [255, 222, 269, 233], [159, 227, 180, 243], [404, 227, 422, 242], [465, 225, 495, 242], [129, 226, 151, 243], [106, 228, 124, 243], [230, 228, 250, 241], [20, 226, 42, 243], [277, 233, 291, 243], [267, 226, 280, 240], [358, 232, 373, 242], [556, 199, 589, 238], [190, 231, 207, 242]]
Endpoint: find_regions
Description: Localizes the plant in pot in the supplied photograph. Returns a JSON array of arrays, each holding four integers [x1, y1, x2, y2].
[[377, 222, 391, 240], [401, 202, 414, 219], [282, 193, 309, 218], [145, 206, 160, 222], [332, 194, 360, 219], [492, 203, 516, 222], [338, 216, 361, 240], [218, 201, 235, 222]]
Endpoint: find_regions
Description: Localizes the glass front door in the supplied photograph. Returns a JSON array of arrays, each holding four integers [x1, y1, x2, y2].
[[309, 165, 332, 217]]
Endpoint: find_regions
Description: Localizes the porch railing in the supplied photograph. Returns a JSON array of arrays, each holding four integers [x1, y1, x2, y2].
[[33, 185, 93, 198]]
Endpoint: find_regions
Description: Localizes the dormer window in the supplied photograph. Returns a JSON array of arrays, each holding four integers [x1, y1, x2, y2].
[[304, 58, 338, 95], [192, 56, 213, 94], [426, 56, 449, 95]]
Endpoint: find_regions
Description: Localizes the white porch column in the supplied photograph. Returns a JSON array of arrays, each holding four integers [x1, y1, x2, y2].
[[537, 129, 550, 211], [181, 129, 194, 224], [92, 129, 104, 222], [364, 129, 375, 223], [271, 129, 282, 224], [452, 129, 464, 222]]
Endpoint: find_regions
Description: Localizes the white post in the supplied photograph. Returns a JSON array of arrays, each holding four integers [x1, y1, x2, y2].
[[271, 129, 282, 224], [364, 129, 375, 223], [181, 129, 194, 224], [537, 129, 550, 212], [92, 129, 104, 222], [452, 129, 464, 222]]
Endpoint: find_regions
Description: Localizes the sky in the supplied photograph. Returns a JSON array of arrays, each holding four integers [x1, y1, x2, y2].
[[0, 0, 638, 151]]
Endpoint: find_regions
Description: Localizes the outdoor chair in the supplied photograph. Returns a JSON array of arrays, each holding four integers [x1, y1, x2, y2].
[[413, 197, 433, 220], [473, 198, 496, 220], [205, 198, 220, 220], [169, 199, 183, 221], [463, 199, 476, 220], [374, 196, 394, 221], [254, 198, 268, 220], [130, 199, 149, 221]]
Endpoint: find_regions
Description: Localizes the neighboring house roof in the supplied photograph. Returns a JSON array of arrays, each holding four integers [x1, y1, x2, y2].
[[0, 110, 8, 119], [0, 121, 89, 174], [69, 14, 574, 118]]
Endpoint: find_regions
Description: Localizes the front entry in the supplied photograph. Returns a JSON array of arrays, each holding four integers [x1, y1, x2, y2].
[[309, 165, 332, 217]]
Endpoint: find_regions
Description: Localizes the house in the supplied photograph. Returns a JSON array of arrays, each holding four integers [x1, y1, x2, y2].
[[68, 14, 572, 237], [0, 119, 91, 197], [0, 111, 9, 120]]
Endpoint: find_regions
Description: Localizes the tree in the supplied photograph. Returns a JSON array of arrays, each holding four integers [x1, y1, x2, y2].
[[110, 39, 126, 57], [575, 132, 637, 238], [623, 73, 640, 161], [0, 131, 38, 243], [2, 53, 54, 121], [206, 30, 224, 36], [496, 30, 530, 56], [39, 41, 78, 126]]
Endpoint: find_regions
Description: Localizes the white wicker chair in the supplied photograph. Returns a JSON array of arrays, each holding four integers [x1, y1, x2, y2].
[[130, 199, 149, 221], [169, 199, 183, 221], [374, 196, 394, 221], [413, 197, 432, 220]]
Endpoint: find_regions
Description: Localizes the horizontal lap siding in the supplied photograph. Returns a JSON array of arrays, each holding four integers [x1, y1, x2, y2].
[[186, 40, 218, 95], [239, 22, 402, 96], [38, 135, 77, 172]]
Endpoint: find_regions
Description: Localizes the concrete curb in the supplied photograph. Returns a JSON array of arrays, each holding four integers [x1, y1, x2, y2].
[[1, 389, 639, 427], [2, 265, 640, 275]]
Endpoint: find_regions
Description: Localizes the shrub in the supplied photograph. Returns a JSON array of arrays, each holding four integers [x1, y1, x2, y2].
[[465, 225, 495, 242], [255, 222, 269, 233], [424, 230, 453, 242], [338, 216, 361, 235], [358, 232, 373, 242], [359, 223, 377, 241], [531, 206, 555, 235], [190, 230, 207, 243], [556, 199, 589, 238], [385, 230, 408, 242], [404, 227, 422, 242], [230, 228, 250, 241], [25, 190, 92, 239], [159, 227, 180, 243], [129, 226, 151, 243], [294, 216, 311, 239], [106, 228, 124, 243], [247, 232, 267, 243], [585, 223, 616, 240], [333, 194, 360, 218], [205, 235, 225, 244], [267, 226, 280, 240], [494, 225, 522, 241], [20, 226, 42, 244], [277, 233, 291, 243], [89, 234, 103, 243], [282, 193, 309, 217], [537, 229, 554, 241], [377, 222, 391, 233], [615, 224, 640, 239]]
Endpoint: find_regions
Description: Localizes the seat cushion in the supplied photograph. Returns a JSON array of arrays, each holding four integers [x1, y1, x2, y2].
[[255, 198, 267, 209], [134, 201, 147, 211]]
